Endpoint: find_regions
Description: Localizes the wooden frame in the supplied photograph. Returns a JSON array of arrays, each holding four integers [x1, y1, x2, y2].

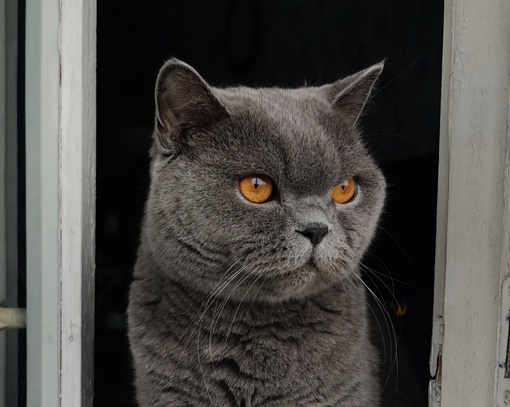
[[60, 0, 96, 405], [432, 0, 510, 405], [25, 0, 96, 405]]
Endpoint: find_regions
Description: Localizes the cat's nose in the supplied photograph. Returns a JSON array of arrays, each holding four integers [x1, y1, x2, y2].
[[296, 226, 329, 245]]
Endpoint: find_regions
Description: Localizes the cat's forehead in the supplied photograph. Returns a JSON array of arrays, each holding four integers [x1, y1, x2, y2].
[[219, 86, 331, 119], [211, 87, 367, 190]]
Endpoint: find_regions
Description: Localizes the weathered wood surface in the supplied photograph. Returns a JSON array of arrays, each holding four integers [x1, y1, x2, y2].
[[60, 0, 96, 405], [436, 0, 510, 405]]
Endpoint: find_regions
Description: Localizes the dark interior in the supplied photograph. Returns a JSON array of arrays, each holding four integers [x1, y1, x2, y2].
[[95, 1, 443, 405]]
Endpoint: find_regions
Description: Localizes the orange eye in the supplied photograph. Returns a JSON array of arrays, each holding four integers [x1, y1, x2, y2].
[[332, 177, 357, 204], [239, 175, 274, 204]]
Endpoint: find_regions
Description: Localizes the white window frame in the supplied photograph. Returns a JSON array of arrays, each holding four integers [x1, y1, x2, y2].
[[431, 0, 510, 406], [25, 0, 96, 406]]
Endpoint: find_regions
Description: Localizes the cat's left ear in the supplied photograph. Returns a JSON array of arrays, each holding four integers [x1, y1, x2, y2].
[[154, 58, 230, 153], [321, 62, 384, 128]]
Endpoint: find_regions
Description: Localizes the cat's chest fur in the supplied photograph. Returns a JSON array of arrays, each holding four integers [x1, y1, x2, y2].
[[129, 248, 379, 407]]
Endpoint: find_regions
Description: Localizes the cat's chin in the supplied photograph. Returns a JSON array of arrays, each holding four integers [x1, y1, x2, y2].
[[162, 247, 355, 303], [225, 260, 350, 303], [275, 266, 348, 301]]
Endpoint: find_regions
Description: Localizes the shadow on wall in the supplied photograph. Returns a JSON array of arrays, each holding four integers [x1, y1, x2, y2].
[[95, 1, 443, 406]]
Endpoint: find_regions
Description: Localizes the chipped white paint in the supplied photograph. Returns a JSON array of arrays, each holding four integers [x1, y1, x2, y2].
[[26, 0, 96, 405], [433, 0, 510, 405], [496, 278, 510, 406], [429, 0, 454, 401], [495, 96, 510, 405]]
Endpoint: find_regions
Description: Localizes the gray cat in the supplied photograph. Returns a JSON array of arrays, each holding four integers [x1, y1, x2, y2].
[[128, 58, 386, 406]]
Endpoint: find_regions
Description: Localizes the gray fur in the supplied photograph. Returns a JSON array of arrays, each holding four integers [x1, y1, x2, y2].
[[128, 58, 386, 406]]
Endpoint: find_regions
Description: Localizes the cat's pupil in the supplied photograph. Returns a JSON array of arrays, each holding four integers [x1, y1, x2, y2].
[[253, 178, 260, 189]]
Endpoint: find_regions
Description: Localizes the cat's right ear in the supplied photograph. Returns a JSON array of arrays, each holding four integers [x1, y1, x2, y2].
[[154, 58, 229, 154], [320, 62, 384, 128]]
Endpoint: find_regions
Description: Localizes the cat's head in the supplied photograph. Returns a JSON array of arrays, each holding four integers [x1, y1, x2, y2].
[[145, 58, 385, 302]]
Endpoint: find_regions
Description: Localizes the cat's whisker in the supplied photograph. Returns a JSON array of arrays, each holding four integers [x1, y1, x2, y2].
[[180, 265, 235, 330], [342, 272, 391, 375], [350, 271, 399, 391], [360, 262, 398, 308], [176, 267, 238, 351], [195, 263, 252, 403], [363, 250, 415, 288], [372, 55, 422, 97], [252, 272, 270, 303], [349, 274, 394, 390], [341, 268, 394, 379], [207, 270, 250, 368], [338, 278, 353, 311], [221, 269, 265, 352], [243, 271, 270, 323], [377, 226, 415, 270], [175, 258, 247, 365], [190, 265, 246, 344], [208, 265, 263, 365], [363, 249, 397, 294], [358, 262, 400, 382], [363, 233, 420, 386], [196, 321, 214, 405]]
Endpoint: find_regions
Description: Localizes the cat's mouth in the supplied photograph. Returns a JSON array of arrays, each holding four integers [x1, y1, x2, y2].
[[306, 256, 318, 269], [300, 248, 350, 278]]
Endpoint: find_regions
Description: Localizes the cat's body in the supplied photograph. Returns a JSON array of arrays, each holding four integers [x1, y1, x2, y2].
[[128, 59, 386, 406], [130, 242, 378, 406]]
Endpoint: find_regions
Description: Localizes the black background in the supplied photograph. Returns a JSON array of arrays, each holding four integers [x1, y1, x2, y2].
[[95, 1, 443, 405]]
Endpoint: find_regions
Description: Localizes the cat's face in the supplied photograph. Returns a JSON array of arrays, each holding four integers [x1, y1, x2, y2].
[[145, 59, 385, 302]]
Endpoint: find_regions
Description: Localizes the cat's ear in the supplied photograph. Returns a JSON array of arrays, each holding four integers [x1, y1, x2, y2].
[[154, 58, 229, 152], [321, 62, 384, 128]]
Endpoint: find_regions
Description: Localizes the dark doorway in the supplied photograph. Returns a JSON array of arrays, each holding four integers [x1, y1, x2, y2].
[[95, 2, 443, 405]]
